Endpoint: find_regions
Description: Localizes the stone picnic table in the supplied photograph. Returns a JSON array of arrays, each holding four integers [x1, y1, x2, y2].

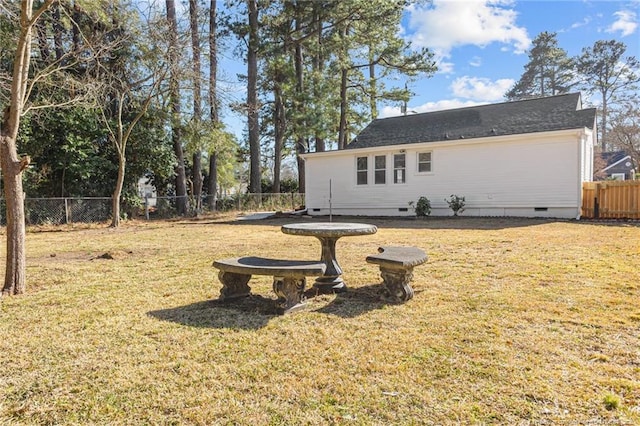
[[281, 222, 377, 293]]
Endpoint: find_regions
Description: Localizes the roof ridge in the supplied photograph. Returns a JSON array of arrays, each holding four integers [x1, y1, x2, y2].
[[372, 92, 581, 123]]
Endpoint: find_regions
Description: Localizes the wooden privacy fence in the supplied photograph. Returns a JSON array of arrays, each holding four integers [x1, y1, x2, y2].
[[582, 181, 640, 219]]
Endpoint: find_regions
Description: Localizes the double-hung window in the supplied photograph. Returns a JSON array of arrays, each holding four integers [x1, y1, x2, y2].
[[417, 151, 432, 173], [374, 155, 386, 184], [393, 153, 406, 184], [356, 156, 368, 185]]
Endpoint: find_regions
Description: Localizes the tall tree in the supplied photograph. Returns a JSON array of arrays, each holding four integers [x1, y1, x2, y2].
[[506, 32, 575, 100], [207, 0, 219, 210], [189, 0, 203, 212], [247, 0, 261, 194], [165, 0, 188, 214], [576, 40, 640, 150], [333, 0, 435, 148], [292, 0, 308, 190]]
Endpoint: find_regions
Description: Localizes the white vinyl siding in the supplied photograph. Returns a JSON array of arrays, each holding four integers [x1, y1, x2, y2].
[[303, 129, 589, 219]]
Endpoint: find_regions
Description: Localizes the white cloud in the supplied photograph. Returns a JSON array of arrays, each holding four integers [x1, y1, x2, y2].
[[379, 99, 486, 118], [571, 16, 592, 30], [450, 76, 514, 101], [606, 10, 638, 37], [436, 58, 456, 74], [469, 56, 483, 67], [406, 0, 531, 58]]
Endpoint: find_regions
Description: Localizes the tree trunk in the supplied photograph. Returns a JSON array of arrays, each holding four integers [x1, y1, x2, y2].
[[247, 0, 261, 194], [338, 24, 349, 150], [369, 54, 377, 119], [0, 135, 27, 296], [52, 3, 64, 60], [208, 152, 218, 209], [189, 0, 203, 213], [338, 66, 348, 149], [601, 90, 608, 151], [0, 0, 50, 296], [294, 4, 306, 192], [273, 81, 285, 194], [166, 0, 188, 215], [110, 154, 126, 228], [207, 0, 218, 210], [312, 4, 325, 152], [192, 152, 203, 210]]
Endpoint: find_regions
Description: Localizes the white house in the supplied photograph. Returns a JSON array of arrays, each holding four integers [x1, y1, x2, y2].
[[302, 93, 597, 219]]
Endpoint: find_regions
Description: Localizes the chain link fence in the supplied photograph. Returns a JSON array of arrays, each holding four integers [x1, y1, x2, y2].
[[0, 193, 306, 226]]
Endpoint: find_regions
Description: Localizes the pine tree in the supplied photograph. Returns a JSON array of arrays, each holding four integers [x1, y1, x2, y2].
[[506, 32, 575, 100]]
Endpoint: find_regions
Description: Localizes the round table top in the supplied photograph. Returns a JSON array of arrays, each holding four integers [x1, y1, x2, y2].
[[281, 222, 377, 238]]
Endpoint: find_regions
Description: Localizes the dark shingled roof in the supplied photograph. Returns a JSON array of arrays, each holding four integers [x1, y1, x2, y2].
[[346, 93, 597, 150], [598, 150, 629, 167]]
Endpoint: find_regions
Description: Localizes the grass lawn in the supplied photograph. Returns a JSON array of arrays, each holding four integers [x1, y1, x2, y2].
[[1, 215, 639, 425]]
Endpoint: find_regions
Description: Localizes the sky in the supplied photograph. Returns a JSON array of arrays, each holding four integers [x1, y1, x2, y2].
[[217, 0, 639, 139], [382, 0, 640, 118]]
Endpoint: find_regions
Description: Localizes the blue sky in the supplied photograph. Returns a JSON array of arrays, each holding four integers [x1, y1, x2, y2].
[[383, 0, 640, 117], [216, 0, 639, 137]]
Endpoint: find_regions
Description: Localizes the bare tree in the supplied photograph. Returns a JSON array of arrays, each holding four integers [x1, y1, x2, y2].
[[609, 99, 640, 171], [96, 14, 168, 227], [0, 0, 111, 295], [576, 40, 640, 150]]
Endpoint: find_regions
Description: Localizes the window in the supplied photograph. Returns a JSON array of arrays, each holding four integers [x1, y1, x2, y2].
[[417, 151, 432, 173], [394, 153, 406, 184], [356, 156, 368, 185], [611, 173, 625, 181], [374, 155, 386, 184]]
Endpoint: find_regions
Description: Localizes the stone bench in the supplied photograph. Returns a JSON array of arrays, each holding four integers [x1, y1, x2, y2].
[[366, 246, 428, 302], [212, 257, 326, 314]]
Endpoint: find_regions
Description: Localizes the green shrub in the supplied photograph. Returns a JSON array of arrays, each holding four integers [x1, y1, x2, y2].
[[409, 196, 431, 217], [445, 194, 466, 216], [603, 393, 620, 411]]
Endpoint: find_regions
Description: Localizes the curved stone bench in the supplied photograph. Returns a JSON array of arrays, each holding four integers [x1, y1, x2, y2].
[[366, 246, 428, 302], [212, 257, 326, 314]]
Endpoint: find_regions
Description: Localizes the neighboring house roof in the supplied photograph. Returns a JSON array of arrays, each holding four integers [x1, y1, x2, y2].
[[347, 92, 597, 150], [599, 151, 632, 172]]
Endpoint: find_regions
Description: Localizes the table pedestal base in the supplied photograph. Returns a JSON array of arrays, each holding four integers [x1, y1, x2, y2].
[[313, 276, 346, 293], [314, 236, 348, 293]]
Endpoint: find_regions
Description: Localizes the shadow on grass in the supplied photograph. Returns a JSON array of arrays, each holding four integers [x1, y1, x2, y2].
[[147, 282, 401, 329], [182, 215, 587, 231], [309, 282, 394, 318], [148, 296, 275, 330]]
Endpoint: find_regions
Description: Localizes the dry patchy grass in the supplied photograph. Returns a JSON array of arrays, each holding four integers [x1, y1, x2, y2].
[[1, 216, 639, 425]]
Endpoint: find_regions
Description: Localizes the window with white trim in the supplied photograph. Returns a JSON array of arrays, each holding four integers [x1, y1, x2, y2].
[[393, 153, 406, 184], [374, 155, 386, 184], [611, 173, 625, 181], [356, 156, 368, 185], [417, 151, 432, 173]]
